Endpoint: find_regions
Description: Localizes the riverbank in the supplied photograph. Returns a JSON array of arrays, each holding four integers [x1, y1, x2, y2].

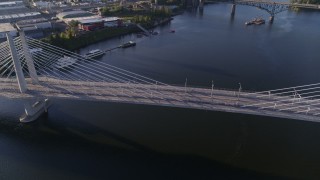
[[42, 16, 175, 51], [42, 26, 139, 51]]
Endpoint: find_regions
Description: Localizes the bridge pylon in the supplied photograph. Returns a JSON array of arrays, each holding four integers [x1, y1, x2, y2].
[[6, 33, 27, 93], [19, 30, 39, 84], [231, 4, 236, 15]]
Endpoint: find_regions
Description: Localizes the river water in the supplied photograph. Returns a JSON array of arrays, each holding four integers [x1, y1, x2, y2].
[[1, 3, 320, 180]]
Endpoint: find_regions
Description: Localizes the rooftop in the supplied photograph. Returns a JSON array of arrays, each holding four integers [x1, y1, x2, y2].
[[16, 18, 49, 25], [0, 1, 23, 6], [101, 17, 121, 21], [78, 18, 104, 24], [57, 10, 94, 19], [0, 12, 41, 20], [0, 23, 16, 32]]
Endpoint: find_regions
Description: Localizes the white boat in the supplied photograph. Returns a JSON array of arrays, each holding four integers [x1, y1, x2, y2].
[[55, 56, 77, 70], [120, 41, 136, 48], [85, 49, 105, 59]]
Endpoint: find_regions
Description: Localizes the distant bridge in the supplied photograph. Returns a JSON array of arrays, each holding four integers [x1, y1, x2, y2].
[[235, 0, 320, 20], [202, 0, 320, 22], [1, 32, 320, 122]]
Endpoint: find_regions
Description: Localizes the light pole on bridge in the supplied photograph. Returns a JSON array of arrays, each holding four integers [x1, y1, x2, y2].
[[211, 80, 214, 99], [185, 78, 187, 94], [238, 82, 242, 100]]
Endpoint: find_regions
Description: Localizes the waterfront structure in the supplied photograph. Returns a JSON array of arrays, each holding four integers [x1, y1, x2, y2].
[[1, 33, 320, 122], [0, 23, 17, 39]]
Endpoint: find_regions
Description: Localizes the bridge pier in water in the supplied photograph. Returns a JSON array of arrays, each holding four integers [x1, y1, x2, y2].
[[269, 15, 274, 23], [231, 4, 236, 16], [199, 0, 204, 10]]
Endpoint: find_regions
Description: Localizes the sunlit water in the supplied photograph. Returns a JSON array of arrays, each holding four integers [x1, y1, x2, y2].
[[1, 4, 320, 179]]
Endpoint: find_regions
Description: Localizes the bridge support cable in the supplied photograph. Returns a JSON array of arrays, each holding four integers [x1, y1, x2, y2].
[[241, 86, 320, 116], [24, 38, 180, 102], [26, 38, 148, 83], [25, 37, 170, 86], [4, 36, 320, 121], [14, 38, 87, 96], [29, 48, 152, 100], [25, 37, 178, 100], [242, 83, 320, 97], [24, 40, 160, 100], [243, 90, 320, 108], [28, 50, 130, 98]]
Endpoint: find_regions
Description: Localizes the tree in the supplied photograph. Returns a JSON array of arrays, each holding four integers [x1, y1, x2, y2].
[[68, 20, 80, 37]]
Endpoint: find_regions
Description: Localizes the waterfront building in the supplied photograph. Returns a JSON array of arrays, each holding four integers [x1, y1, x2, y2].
[[102, 17, 122, 27], [78, 17, 122, 30], [78, 18, 104, 31]]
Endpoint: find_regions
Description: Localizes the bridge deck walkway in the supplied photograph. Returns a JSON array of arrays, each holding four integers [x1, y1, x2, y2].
[[1, 77, 320, 122]]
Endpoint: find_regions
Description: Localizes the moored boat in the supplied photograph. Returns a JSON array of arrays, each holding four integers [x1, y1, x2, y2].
[[85, 49, 105, 59], [245, 18, 265, 25], [120, 41, 136, 48]]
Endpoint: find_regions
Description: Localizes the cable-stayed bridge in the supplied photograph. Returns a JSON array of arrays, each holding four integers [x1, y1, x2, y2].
[[1, 32, 320, 122]]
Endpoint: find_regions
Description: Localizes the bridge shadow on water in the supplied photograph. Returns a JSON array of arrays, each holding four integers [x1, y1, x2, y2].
[[0, 99, 320, 179]]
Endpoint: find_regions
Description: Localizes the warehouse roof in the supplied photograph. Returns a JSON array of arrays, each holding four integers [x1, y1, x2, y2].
[[0, 23, 16, 32]]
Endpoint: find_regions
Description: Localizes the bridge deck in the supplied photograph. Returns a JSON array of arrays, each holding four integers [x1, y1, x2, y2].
[[1, 77, 320, 122]]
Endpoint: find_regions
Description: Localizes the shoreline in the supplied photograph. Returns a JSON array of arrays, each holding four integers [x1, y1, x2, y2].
[[42, 14, 181, 51]]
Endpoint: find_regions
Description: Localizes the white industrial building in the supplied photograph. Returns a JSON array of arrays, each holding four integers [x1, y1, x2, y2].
[[0, 23, 17, 39]]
